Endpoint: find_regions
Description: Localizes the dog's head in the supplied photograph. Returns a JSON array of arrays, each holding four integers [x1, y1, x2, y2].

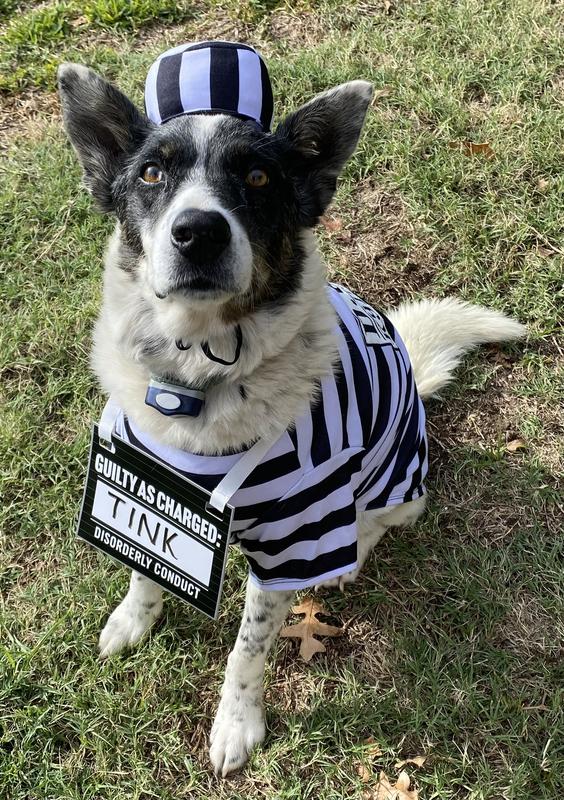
[[58, 62, 372, 318]]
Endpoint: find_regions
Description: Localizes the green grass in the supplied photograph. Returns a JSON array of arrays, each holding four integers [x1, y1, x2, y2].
[[1, 1, 563, 798]]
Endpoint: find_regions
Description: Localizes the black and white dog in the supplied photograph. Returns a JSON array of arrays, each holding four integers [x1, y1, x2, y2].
[[58, 45, 524, 777]]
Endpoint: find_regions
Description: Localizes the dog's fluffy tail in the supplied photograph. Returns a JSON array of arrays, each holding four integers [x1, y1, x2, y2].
[[387, 298, 526, 399]]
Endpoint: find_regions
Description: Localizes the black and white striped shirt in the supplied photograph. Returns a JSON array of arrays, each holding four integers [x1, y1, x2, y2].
[[116, 285, 428, 590]]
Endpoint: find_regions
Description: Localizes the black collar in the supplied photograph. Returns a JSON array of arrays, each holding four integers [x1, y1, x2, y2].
[[146, 324, 244, 418]]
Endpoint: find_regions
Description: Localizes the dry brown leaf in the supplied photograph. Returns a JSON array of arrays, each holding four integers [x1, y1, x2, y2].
[[536, 177, 550, 191], [448, 140, 495, 159], [320, 215, 343, 232], [506, 438, 527, 452], [372, 86, 393, 104], [537, 245, 555, 258], [280, 597, 343, 661], [363, 770, 418, 799], [487, 345, 513, 366], [394, 756, 426, 769], [383, 0, 393, 13], [364, 736, 383, 757], [356, 762, 372, 783]]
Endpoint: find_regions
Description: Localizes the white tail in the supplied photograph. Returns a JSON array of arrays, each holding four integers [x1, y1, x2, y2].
[[387, 298, 526, 399]]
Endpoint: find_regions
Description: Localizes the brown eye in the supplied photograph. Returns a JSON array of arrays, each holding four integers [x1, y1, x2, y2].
[[245, 168, 269, 188], [141, 164, 164, 184]]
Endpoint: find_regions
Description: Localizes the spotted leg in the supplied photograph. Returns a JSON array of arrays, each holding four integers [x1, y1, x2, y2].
[[98, 571, 163, 657], [210, 578, 294, 777]]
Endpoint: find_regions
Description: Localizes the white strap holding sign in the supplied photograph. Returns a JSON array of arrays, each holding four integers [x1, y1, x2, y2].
[[98, 397, 283, 515], [208, 433, 282, 513], [98, 396, 122, 450]]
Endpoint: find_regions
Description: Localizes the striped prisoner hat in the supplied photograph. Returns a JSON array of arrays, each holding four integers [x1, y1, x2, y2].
[[144, 41, 274, 131]]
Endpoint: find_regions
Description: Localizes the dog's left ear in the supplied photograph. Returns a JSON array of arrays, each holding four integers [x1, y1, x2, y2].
[[276, 80, 373, 223], [58, 63, 151, 212]]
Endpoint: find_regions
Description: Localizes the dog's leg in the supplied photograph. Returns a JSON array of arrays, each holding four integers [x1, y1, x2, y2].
[[210, 579, 294, 777], [315, 496, 427, 591], [98, 571, 163, 657], [315, 518, 388, 591]]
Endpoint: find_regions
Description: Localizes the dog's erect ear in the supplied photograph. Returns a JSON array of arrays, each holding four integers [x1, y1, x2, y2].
[[276, 80, 373, 223], [57, 63, 151, 211]]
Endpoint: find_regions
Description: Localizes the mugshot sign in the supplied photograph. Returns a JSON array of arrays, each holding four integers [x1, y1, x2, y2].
[[76, 425, 233, 619]]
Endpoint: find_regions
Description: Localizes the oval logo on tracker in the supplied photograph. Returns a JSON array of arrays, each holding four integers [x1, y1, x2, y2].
[[155, 392, 182, 410]]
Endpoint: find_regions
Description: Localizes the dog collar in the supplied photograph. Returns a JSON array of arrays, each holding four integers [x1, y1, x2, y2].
[[145, 377, 205, 417], [145, 325, 244, 417]]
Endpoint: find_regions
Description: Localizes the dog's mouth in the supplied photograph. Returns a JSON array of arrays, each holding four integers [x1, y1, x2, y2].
[[155, 275, 236, 301]]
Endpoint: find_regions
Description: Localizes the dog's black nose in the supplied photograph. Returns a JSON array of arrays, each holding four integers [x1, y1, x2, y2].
[[170, 209, 231, 263]]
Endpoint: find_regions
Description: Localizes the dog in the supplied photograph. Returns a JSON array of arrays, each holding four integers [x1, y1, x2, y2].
[[57, 42, 524, 777]]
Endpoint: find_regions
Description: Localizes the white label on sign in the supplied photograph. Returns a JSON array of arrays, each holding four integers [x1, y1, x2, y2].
[[92, 480, 213, 586]]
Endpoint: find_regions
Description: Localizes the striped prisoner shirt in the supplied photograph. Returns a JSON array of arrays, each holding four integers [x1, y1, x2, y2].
[[115, 284, 428, 591]]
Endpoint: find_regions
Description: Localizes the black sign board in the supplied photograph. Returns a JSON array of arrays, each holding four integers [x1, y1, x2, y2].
[[77, 425, 233, 619]]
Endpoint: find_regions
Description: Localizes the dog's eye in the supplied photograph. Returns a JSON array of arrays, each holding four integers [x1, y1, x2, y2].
[[245, 168, 269, 188], [141, 164, 164, 184]]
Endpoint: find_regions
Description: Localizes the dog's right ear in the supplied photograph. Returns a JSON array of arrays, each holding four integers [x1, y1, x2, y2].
[[276, 80, 373, 224], [57, 63, 151, 212]]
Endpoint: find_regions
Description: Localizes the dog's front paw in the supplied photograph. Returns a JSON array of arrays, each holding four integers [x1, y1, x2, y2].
[[209, 689, 265, 777], [98, 596, 163, 657]]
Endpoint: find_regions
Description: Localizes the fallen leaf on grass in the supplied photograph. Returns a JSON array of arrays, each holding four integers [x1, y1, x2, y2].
[[486, 344, 514, 365], [536, 245, 555, 258], [448, 140, 495, 159], [356, 762, 372, 782], [321, 215, 343, 232], [280, 598, 343, 661], [506, 438, 527, 452], [536, 177, 549, 191], [363, 770, 418, 799], [394, 756, 426, 769], [364, 736, 383, 757], [355, 739, 384, 784], [372, 86, 393, 104]]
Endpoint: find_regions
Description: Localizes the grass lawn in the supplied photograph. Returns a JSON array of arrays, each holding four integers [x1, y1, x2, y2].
[[1, 1, 562, 798]]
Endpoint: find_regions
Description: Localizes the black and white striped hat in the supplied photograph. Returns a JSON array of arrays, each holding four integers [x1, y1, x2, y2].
[[144, 41, 274, 131]]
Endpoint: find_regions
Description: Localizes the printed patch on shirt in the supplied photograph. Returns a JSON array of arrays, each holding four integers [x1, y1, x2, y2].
[[331, 284, 399, 349]]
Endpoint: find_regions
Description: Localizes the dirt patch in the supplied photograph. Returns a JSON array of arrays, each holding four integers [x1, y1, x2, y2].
[[262, 7, 329, 50], [269, 661, 322, 714], [494, 594, 564, 661], [322, 180, 442, 307], [344, 619, 405, 689], [139, 6, 257, 55], [0, 89, 59, 149], [427, 337, 564, 476], [421, 346, 562, 555], [139, 5, 332, 59], [549, 68, 564, 100]]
